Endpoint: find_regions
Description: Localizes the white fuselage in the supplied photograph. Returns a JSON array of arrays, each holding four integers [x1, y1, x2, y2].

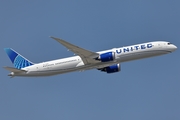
[[14, 41, 177, 77]]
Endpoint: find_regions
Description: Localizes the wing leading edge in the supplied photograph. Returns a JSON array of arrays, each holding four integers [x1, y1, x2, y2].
[[50, 37, 99, 65]]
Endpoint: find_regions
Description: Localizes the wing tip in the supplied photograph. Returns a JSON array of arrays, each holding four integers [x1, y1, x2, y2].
[[50, 36, 59, 39]]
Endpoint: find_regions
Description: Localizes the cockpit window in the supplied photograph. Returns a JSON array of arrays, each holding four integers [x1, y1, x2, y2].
[[168, 43, 172, 45]]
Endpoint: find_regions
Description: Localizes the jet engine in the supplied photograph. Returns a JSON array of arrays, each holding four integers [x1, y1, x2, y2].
[[96, 52, 115, 62], [98, 64, 121, 73]]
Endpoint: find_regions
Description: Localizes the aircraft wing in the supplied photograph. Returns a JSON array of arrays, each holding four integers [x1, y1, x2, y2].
[[50, 37, 99, 64]]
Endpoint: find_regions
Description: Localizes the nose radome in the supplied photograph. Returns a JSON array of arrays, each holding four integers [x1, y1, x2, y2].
[[175, 45, 177, 49], [172, 44, 177, 51], [174, 44, 177, 49]]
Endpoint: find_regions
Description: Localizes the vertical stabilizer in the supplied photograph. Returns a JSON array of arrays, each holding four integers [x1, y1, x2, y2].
[[4, 48, 34, 69]]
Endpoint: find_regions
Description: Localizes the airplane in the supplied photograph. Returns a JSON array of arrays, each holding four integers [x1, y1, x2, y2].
[[4, 37, 177, 77]]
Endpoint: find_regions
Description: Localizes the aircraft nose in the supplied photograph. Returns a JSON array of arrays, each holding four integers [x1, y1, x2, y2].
[[171, 44, 177, 52]]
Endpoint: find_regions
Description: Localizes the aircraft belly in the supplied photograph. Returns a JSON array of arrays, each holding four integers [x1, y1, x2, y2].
[[22, 61, 118, 77]]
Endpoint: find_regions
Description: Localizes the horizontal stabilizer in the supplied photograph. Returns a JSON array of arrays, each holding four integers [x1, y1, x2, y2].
[[3, 66, 27, 73]]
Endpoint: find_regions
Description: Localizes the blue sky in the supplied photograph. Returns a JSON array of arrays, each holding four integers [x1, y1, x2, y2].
[[0, 0, 180, 120]]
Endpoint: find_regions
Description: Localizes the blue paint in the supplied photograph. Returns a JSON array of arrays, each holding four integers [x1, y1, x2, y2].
[[116, 43, 153, 54], [106, 64, 119, 73], [147, 44, 153, 48], [141, 45, 146, 49], [4, 48, 34, 69], [135, 46, 139, 50], [116, 49, 122, 54], [123, 48, 129, 52], [100, 52, 114, 62], [130, 47, 134, 51]]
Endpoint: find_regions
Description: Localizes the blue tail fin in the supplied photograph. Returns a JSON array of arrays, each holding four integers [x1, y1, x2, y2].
[[4, 48, 34, 69]]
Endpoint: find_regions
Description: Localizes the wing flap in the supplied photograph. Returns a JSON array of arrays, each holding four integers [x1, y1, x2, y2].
[[50, 37, 99, 64]]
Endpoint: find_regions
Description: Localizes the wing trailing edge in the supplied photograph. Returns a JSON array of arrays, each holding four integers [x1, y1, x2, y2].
[[50, 36, 99, 64]]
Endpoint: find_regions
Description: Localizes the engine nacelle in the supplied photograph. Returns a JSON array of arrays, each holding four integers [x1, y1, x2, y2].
[[98, 64, 121, 73], [97, 52, 115, 62]]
